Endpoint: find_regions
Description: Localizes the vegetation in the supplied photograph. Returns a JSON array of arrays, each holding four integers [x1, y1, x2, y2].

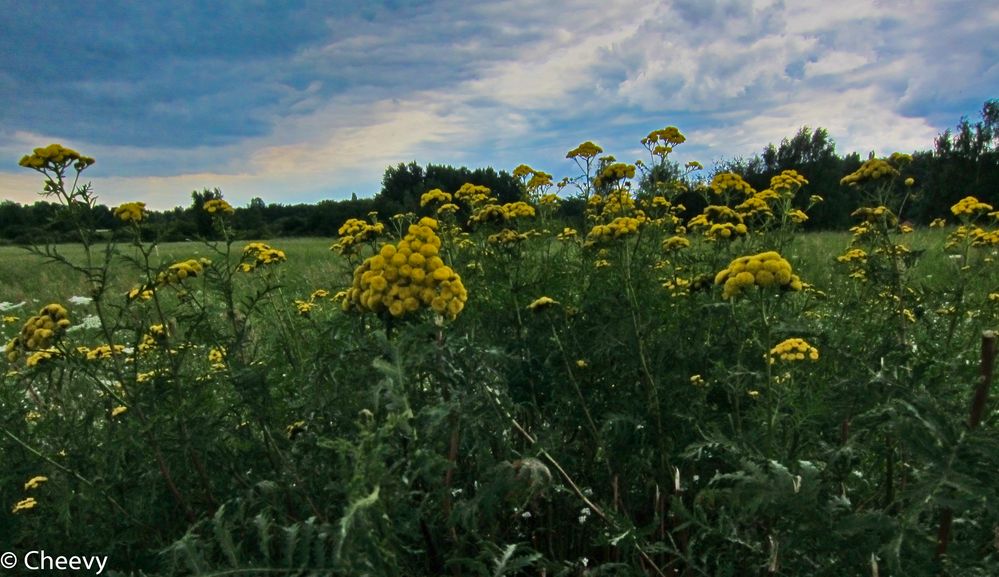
[[2, 115, 999, 577]]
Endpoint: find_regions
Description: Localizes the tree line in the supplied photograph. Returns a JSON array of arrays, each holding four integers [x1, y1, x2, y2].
[[1, 100, 995, 243]]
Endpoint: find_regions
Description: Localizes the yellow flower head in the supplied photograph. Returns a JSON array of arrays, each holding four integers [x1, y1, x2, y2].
[[24, 475, 48, 490], [769, 338, 820, 363], [566, 141, 604, 159], [204, 198, 235, 215], [714, 251, 802, 299], [114, 202, 147, 223], [343, 217, 468, 320], [527, 296, 559, 311], [12, 497, 38, 513]]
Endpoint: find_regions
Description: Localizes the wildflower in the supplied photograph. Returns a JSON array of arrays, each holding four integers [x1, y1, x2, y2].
[[769, 338, 820, 363], [576, 359, 588, 368], [747, 390, 760, 399], [26, 348, 59, 367], [113, 201, 146, 224], [12, 497, 37, 513], [24, 476, 48, 490], [332, 218, 385, 253], [209, 347, 226, 369], [836, 248, 867, 264], [241, 243, 287, 271], [156, 259, 205, 286], [420, 188, 452, 207], [557, 227, 578, 240], [769, 170, 809, 196], [662, 236, 690, 251], [294, 300, 316, 316], [840, 158, 900, 186], [710, 172, 755, 197], [905, 177, 915, 187], [7, 304, 71, 362], [690, 374, 706, 387], [930, 218, 947, 228], [203, 198, 235, 215], [586, 216, 646, 244], [454, 183, 496, 207], [714, 251, 802, 299], [343, 217, 468, 320], [527, 296, 559, 311], [566, 141, 603, 159], [951, 196, 993, 218], [111, 405, 128, 418], [593, 163, 636, 188], [19, 143, 94, 172]]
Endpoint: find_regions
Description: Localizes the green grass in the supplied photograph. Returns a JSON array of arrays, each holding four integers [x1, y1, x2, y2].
[[0, 237, 344, 305]]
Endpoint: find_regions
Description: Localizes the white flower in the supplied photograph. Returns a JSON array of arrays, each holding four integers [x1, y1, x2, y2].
[[0, 301, 26, 312], [68, 295, 93, 305]]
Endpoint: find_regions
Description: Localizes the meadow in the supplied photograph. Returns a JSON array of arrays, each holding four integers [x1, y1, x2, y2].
[[2, 138, 998, 577]]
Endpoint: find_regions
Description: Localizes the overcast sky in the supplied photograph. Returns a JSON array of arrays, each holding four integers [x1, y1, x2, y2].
[[1, 0, 996, 210]]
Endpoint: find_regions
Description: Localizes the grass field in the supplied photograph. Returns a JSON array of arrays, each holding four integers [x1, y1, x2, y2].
[[0, 227, 961, 304]]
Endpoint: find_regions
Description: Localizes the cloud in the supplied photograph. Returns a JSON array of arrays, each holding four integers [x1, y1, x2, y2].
[[0, 0, 996, 209]]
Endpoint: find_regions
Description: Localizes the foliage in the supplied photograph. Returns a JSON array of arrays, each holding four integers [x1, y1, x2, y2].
[[3, 122, 999, 577]]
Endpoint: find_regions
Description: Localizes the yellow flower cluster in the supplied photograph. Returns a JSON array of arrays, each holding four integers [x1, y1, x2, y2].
[[714, 251, 802, 299], [851, 205, 898, 226], [203, 198, 235, 215], [420, 188, 453, 206], [599, 189, 639, 217], [241, 243, 286, 272], [208, 347, 226, 369], [12, 497, 37, 514], [469, 202, 536, 225], [137, 324, 168, 354], [735, 196, 773, 219], [83, 343, 126, 361], [538, 193, 560, 207], [662, 236, 691, 251], [344, 217, 468, 319], [557, 227, 577, 240], [951, 196, 994, 217], [157, 259, 205, 285], [19, 144, 95, 171], [769, 170, 809, 196], [5, 304, 71, 362], [114, 202, 147, 223], [332, 218, 385, 253], [642, 126, 686, 156], [488, 229, 532, 245], [455, 183, 496, 207], [788, 209, 809, 224], [946, 225, 999, 249], [929, 218, 947, 228], [566, 141, 604, 159], [840, 158, 899, 186], [769, 338, 819, 363], [527, 296, 559, 311], [26, 348, 60, 367], [710, 172, 755, 197], [586, 216, 646, 244], [836, 248, 868, 264], [594, 163, 636, 188], [689, 205, 748, 239]]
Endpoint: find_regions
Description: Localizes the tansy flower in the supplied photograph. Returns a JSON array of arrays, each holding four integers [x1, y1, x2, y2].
[[576, 359, 588, 368], [12, 497, 37, 513], [527, 296, 559, 311], [24, 476, 48, 490], [203, 198, 234, 215], [769, 338, 820, 363], [714, 251, 802, 299], [111, 406, 128, 418], [114, 202, 146, 223]]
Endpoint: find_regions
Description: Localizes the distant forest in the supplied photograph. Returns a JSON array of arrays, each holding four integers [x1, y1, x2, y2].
[[1, 100, 996, 243]]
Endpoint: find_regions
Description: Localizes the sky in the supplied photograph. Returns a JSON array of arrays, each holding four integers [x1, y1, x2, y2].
[[0, 0, 996, 210]]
